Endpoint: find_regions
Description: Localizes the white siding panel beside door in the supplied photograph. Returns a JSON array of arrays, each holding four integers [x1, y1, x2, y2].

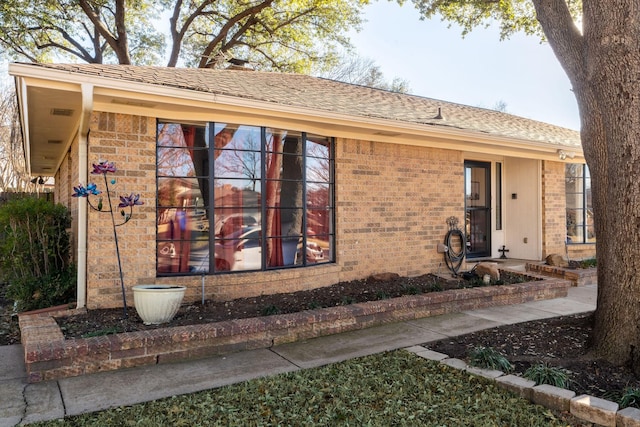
[[503, 158, 541, 260]]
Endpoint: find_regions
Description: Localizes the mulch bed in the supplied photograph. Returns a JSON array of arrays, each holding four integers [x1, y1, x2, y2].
[[3, 271, 639, 407], [426, 312, 640, 403]]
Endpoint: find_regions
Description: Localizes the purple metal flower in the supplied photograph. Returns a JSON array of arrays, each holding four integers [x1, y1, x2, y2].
[[91, 161, 117, 175], [72, 183, 101, 197], [118, 193, 143, 208]]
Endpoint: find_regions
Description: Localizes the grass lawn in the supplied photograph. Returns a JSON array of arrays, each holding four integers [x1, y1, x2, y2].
[[32, 350, 573, 426]]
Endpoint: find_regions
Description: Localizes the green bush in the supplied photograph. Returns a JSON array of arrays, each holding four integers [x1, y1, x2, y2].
[[467, 346, 514, 372], [523, 363, 571, 389], [0, 196, 75, 311]]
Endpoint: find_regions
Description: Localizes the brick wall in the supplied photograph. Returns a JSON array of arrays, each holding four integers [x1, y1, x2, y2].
[[336, 139, 464, 282], [541, 160, 569, 257], [71, 111, 586, 309], [566, 243, 597, 260], [55, 138, 78, 263], [83, 113, 158, 309]]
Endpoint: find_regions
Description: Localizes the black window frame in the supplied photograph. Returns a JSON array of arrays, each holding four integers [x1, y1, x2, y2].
[[565, 163, 594, 244], [156, 121, 335, 276]]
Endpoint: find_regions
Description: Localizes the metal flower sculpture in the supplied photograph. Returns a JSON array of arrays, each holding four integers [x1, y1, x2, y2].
[[73, 161, 144, 317]]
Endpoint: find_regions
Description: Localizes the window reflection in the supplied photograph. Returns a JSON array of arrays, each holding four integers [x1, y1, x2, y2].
[[565, 164, 594, 244], [157, 121, 334, 275]]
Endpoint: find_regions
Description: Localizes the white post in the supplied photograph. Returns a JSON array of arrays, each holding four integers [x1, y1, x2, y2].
[[76, 83, 94, 309]]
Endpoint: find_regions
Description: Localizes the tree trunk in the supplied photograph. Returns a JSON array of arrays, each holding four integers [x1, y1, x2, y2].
[[583, 2, 640, 373], [535, 0, 640, 371], [585, 35, 640, 372]]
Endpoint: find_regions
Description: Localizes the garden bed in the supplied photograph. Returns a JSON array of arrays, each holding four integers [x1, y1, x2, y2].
[[19, 270, 570, 383], [526, 262, 597, 287]]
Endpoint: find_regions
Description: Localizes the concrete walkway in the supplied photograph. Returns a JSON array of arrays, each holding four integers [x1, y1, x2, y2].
[[0, 284, 596, 426]]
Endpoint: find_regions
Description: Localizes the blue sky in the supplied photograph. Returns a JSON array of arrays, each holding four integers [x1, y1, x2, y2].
[[350, 1, 580, 130]]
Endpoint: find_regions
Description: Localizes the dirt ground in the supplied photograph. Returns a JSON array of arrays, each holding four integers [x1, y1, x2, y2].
[[0, 290, 20, 345], [2, 273, 638, 406]]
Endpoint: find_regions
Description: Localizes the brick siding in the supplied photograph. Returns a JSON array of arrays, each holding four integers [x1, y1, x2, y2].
[[60, 112, 467, 309], [54, 111, 591, 309], [335, 139, 464, 282], [541, 160, 568, 257]]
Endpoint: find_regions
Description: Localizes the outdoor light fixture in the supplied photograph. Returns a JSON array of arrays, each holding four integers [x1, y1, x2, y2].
[[30, 176, 45, 185], [557, 149, 575, 160]]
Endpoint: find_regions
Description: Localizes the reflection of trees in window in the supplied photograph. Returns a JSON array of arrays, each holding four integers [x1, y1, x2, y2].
[[216, 128, 260, 191], [157, 124, 197, 177], [305, 136, 331, 237], [281, 135, 304, 236], [157, 121, 334, 275], [306, 137, 330, 183]]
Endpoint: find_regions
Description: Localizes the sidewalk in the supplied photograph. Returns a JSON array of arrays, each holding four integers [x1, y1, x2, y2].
[[0, 284, 596, 426]]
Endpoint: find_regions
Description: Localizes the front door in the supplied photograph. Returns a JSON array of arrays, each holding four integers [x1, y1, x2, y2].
[[465, 161, 491, 258]]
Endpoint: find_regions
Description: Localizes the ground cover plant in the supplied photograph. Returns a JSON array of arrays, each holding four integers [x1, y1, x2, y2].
[[29, 350, 584, 426]]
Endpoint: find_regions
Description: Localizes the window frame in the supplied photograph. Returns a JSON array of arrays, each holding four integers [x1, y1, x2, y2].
[[565, 163, 594, 245], [156, 121, 335, 276]]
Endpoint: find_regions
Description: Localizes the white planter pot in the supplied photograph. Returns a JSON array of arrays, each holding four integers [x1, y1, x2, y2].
[[132, 285, 186, 325]]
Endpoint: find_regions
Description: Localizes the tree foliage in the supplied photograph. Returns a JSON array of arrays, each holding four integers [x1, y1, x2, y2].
[[408, 0, 582, 40], [0, 0, 369, 72]]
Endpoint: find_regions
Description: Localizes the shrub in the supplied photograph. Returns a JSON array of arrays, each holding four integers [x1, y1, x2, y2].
[[427, 282, 443, 292], [307, 301, 321, 310], [0, 196, 75, 311], [468, 346, 513, 372], [523, 363, 571, 388], [341, 296, 355, 305]]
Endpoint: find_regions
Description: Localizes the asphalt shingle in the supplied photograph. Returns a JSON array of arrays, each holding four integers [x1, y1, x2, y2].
[[27, 63, 581, 148]]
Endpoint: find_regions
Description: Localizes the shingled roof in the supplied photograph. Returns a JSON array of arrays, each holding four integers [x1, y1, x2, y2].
[[25, 63, 581, 148]]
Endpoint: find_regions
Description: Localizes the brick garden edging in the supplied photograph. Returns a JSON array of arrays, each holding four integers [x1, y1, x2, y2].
[[19, 273, 570, 383], [526, 262, 597, 287], [407, 347, 639, 426]]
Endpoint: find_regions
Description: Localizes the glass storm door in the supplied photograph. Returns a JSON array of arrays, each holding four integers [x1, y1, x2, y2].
[[465, 161, 491, 258]]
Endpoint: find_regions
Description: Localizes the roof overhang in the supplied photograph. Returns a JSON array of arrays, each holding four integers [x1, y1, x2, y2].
[[10, 63, 584, 176]]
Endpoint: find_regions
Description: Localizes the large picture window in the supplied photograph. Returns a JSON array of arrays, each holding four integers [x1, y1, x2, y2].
[[156, 121, 334, 275], [565, 164, 595, 244]]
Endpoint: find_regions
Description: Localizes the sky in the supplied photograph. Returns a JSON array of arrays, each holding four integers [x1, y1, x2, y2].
[[350, 1, 580, 130]]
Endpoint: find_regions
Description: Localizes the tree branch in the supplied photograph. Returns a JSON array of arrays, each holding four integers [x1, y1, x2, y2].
[[198, 0, 275, 68], [78, 0, 131, 64], [531, 0, 585, 87]]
